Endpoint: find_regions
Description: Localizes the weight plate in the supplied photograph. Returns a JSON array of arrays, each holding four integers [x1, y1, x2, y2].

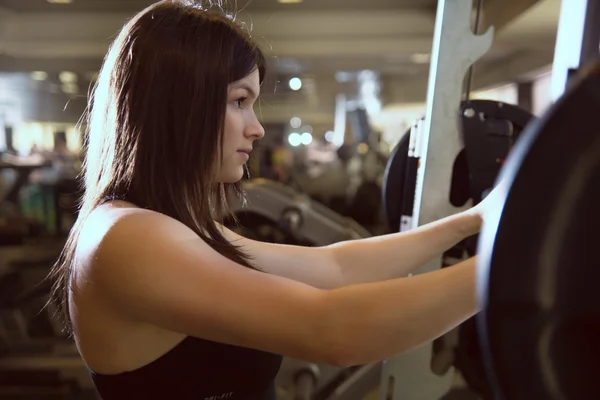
[[381, 100, 534, 234], [477, 64, 600, 400], [453, 101, 535, 399], [381, 131, 411, 232], [460, 100, 535, 205]]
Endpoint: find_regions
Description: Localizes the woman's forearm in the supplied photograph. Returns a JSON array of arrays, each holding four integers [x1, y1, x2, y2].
[[327, 210, 481, 286], [324, 257, 478, 366]]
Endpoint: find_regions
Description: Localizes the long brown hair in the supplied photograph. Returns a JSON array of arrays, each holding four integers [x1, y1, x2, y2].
[[48, 0, 266, 335]]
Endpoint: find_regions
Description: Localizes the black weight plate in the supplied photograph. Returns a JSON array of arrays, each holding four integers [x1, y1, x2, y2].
[[460, 100, 535, 205], [382, 100, 534, 235], [477, 64, 600, 400], [382, 131, 411, 232], [454, 101, 535, 400], [350, 181, 382, 227]]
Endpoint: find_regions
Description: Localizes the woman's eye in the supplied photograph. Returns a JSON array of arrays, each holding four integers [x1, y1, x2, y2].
[[235, 97, 248, 108]]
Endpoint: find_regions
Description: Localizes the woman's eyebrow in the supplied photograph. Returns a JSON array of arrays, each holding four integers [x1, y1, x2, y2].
[[230, 83, 258, 99]]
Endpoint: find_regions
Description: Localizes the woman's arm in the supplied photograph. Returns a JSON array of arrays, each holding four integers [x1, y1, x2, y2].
[[85, 209, 479, 367], [328, 210, 481, 285], [324, 256, 478, 366], [219, 210, 480, 288]]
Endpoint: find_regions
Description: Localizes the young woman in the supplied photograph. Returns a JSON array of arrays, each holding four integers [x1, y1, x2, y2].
[[48, 1, 500, 399]]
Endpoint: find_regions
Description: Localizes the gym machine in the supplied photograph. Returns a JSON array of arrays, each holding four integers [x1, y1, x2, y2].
[[382, 98, 534, 399], [226, 178, 370, 246], [379, 0, 600, 400], [378, 1, 505, 398]]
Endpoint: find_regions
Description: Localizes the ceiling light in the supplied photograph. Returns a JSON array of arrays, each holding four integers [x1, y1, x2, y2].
[[30, 71, 48, 81], [288, 133, 302, 147], [325, 131, 334, 142], [410, 53, 431, 64], [277, 0, 303, 4], [300, 133, 313, 145], [289, 77, 302, 91], [47, 0, 74, 4], [59, 71, 78, 84]]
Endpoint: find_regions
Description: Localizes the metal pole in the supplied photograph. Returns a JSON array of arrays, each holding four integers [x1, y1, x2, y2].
[[379, 1, 494, 398], [550, 0, 600, 101], [464, 0, 485, 101]]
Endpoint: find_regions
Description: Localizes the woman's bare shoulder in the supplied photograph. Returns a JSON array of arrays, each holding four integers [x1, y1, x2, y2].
[[75, 201, 196, 276]]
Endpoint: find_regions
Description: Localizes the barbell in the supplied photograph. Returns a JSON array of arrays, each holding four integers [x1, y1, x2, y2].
[[477, 60, 600, 400]]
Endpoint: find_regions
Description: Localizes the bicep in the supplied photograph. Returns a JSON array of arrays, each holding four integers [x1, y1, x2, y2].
[[92, 213, 336, 363]]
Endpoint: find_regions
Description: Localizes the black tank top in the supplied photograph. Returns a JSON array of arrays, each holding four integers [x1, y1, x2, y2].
[[90, 336, 283, 400], [91, 196, 282, 398]]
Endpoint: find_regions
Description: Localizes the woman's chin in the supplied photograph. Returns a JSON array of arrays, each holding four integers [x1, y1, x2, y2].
[[215, 168, 245, 184]]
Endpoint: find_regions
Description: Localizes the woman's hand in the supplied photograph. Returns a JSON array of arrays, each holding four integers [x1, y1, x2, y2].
[[469, 178, 511, 224]]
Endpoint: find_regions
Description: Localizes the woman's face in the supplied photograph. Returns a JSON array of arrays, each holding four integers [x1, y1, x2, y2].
[[215, 69, 265, 183]]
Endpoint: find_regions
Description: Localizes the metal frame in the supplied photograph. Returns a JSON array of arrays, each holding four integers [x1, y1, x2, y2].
[[326, 363, 382, 400], [378, 1, 494, 399], [377, 1, 599, 399], [550, 0, 600, 101], [380, 0, 494, 400]]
